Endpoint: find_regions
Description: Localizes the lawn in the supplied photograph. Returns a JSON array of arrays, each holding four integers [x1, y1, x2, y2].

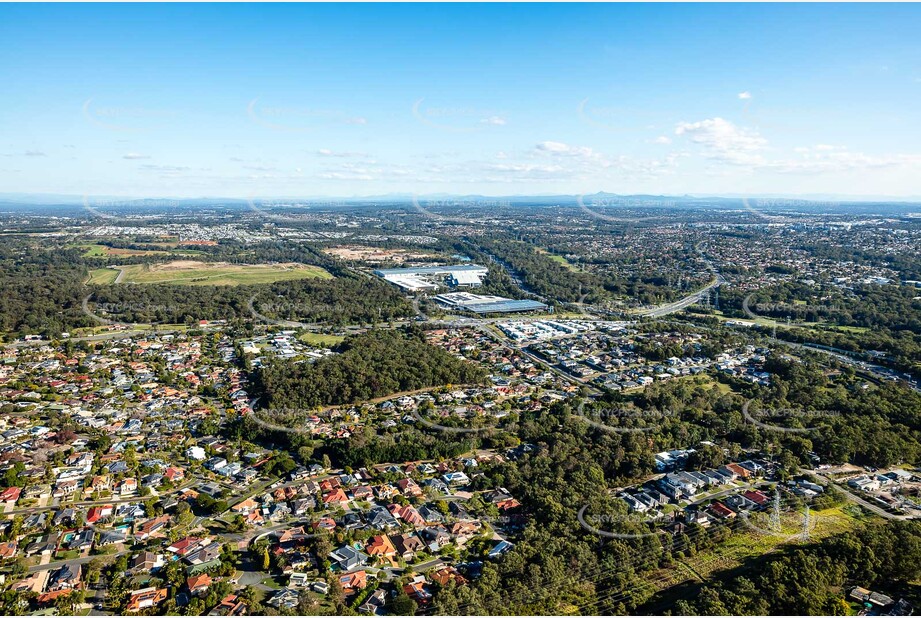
[[88, 260, 334, 286], [260, 576, 283, 589], [55, 550, 81, 560], [298, 332, 346, 347]]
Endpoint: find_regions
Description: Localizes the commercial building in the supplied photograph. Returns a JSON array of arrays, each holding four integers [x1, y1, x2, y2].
[[433, 292, 549, 314], [374, 264, 488, 291]]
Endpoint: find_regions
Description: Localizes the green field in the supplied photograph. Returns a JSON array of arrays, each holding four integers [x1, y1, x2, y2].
[[298, 332, 346, 347], [88, 260, 333, 286], [77, 243, 115, 257], [72, 243, 206, 259], [537, 248, 579, 272], [86, 267, 121, 285]]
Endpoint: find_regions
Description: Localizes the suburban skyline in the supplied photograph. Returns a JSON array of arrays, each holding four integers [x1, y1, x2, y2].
[[2, 3, 921, 198]]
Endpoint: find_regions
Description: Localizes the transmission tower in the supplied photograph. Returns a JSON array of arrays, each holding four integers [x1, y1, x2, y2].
[[769, 490, 782, 532], [801, 505, 811, 542]]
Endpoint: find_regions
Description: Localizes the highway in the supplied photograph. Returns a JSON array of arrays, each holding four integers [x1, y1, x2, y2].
[[634, 274, 725, 318]]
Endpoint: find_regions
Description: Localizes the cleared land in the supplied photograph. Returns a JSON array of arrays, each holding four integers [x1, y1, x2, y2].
[[323, 245, 437, 263], [88, 260, 333, 286]]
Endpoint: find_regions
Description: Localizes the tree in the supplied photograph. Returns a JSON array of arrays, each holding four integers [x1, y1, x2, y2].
[[261, 547, 271, 572], [391, 592, 418, 615]]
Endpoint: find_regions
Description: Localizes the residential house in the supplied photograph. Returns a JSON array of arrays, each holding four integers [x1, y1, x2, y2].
[[339, 570, 368, 594], [208, 594, 247, 616], [267, 589, 300, 610], [126, 588, 168, 613], [359, 588, 387, 615], [135, 514, 171, 541], [47, 563, 81, 591], [131, 551, 165, 574], [329, 545, 369, 572], [187, 573, 213, 597], [393, 534, 425, 561], [365, 535, 397, 561]]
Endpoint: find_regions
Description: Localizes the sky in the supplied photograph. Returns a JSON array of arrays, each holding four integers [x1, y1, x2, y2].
[[1, 3, 921, 199]]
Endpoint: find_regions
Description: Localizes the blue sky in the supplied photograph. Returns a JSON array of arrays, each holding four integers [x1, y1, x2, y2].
[[1, 3, 920, 198]]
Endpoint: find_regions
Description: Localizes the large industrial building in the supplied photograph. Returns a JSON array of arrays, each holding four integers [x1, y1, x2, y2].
[[374, 264, 488, 292], [433, 292, 549, 314]]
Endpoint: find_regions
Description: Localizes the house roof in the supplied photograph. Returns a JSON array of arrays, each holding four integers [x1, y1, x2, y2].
[[366, 535, 396, 556], [187, 573, 213, 590]]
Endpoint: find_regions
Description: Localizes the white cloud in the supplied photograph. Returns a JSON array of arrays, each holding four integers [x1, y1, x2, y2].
[[122, 153, 150, 160], [317, 149, 369, 158], [317, 171, 375, 181], [345, 117, 367, 125], [140, 164, 190, 172], [766, 147, 921, 174], [535, 141, 595, 157], [675, 117, 767, 165], [480, 116, 507, 126], [738, 91, 752, 100], [25, 150, 46, 157], [653, 136, 672, 145]]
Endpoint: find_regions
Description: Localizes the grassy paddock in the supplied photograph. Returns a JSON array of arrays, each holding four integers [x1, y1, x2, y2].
[[88, 260, 333, 286], [297, 332, 346, 347]]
